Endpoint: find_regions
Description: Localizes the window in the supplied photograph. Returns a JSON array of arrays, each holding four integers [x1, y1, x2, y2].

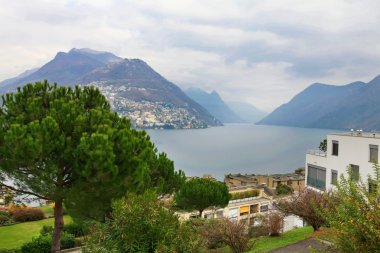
[[369, 145, 378, 163], [331, 170, 338, 185], [332, 140, 339, 156], [307, 165, 326, 190], [250, 204, 259, 214], [350, 164, 359, 182], [216, 210, 224, 218], [229, 208, 238, 219], [260, 205, 269, 212], [368, 179, 377, 194]]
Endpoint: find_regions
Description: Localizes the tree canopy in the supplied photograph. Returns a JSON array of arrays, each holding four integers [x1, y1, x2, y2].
[[175, 178, 230, 217], [0, 81, 185, 252]]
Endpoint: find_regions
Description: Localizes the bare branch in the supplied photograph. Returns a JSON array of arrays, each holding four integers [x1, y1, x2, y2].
[[0, 182, 50, 200]]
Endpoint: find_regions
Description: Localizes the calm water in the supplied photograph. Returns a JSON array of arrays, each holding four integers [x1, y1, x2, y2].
[[147, 124, 335, 180]]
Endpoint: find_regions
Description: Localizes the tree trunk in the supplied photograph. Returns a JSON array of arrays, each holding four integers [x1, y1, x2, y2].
[[199, 209, 203, 218], [51, 199, 64, 253]]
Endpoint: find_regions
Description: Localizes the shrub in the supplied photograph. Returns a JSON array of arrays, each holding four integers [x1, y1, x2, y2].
[[0, 210, 10, 216], [40, 225, 53, 236], [20, 232, 75, 253], [84, 191, 203, 253], [63, 222, 89, 237], [13, 208, 45, 222], [0, 214, 12, 226], [198, 218, 254, 253], [260, 212, 284, 236], [319, 165, 380, 252], [248, 225, 267, 237], [276, 184, 294, 195], [230, 189, 260, 200]]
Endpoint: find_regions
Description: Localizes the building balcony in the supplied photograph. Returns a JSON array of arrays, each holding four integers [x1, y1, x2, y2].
[[307, 149, 326, 157]]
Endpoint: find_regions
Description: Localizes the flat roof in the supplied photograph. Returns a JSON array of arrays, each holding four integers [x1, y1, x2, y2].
[[329, 131, 380, 139]]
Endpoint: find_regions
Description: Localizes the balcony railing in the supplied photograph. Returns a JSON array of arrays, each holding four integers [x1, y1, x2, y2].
[[307, 149, 326, 157]]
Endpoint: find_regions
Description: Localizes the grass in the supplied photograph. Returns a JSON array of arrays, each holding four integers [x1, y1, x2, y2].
[[248, 226, 314, 253], [37, 205, 54, 217], [0, 215, 72, 250]]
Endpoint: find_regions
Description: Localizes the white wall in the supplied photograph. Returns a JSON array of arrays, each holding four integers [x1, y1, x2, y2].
[[306, 133, 379, 190]]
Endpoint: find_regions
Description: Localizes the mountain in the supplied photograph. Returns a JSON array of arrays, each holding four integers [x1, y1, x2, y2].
[[258, 75, 380, 130], [227, 101, 267, 123], [184, 88, 244, 123], [0, 48, 220, 128]]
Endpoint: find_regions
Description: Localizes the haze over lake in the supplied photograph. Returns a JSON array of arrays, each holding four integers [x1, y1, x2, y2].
[[148, 124, 335, 180]]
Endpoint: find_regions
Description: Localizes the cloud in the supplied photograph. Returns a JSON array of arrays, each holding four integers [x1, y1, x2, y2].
[[0, 0, 380, 111]]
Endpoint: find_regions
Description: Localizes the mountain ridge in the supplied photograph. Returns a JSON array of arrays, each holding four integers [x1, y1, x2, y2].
[[258, 75, 380, 130]]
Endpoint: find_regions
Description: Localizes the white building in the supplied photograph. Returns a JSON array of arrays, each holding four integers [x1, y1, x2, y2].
[[306, 131, 379, 191]]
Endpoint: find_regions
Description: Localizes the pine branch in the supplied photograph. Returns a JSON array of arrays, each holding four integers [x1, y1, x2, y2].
[[0, 182, 50, 200]]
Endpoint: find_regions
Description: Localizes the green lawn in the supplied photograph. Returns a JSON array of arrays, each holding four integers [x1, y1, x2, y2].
[[249, 226, 314, 253], [0, 215, 72, 250], [37, 205, 54, 217]]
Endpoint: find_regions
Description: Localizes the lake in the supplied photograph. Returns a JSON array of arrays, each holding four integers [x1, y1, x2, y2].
[[147, 124, 335, 180]]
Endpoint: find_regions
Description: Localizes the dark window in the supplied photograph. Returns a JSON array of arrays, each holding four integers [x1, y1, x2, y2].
[[369, 145, 378, 163], [368, 179, 377, 194], [332, 141, 339, 156], [331, 170, 338, 185], [350, 165, 360, 182], [260, 205, 269, 212], [307, 165, 326, 190]]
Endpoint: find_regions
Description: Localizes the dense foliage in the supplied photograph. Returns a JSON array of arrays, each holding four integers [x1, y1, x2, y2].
[[275, 184, 294, 195], [0, 82, 185, 252], [275, 189, 330, 231], [260, 212, 284, 236], [175, 178, 230, 216], [20, 232, 75, 253], [319, 139, 327, 152], [84, 191, 203, 253], [12, 208, 45, 222], [230, 189, 260, 200], [320, 165, 380, 252], [195, 218, 254, 253]]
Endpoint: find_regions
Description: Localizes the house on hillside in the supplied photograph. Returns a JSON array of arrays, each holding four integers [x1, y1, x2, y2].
[[224, 173, 305, 192], [305, 131, 379, 191]]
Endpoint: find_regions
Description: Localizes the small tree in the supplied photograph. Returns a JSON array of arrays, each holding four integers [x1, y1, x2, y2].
[[175, 178, 230, 217], [0, 82, 184, 252], [319, 165, 380, 252], [274, 189, 330, 231], [276, 184, 294, 195], [319, 139, 327, 152]]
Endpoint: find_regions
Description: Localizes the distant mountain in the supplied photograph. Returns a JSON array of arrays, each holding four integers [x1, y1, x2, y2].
[[0, 48, 220, 128], [184, 88, 244, 123], [258, 75, 380, 130], [227, 101, 267, 123]]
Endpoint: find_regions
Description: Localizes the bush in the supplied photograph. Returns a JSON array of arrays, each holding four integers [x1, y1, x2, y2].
[[40, 225, 53, 236], [230, 189, 260, 200], [276, 184, 294, 195], [63, 222, 89, 237], [84, 191, 203, 253], [20, 232, 75, 253], [261, 212, 284, 236], [248, 225, 267, 237], [197, 218, 254, 253], [13, 208, 45, 222], [0, 210, 10, 217], [0, 214, 12, 226]]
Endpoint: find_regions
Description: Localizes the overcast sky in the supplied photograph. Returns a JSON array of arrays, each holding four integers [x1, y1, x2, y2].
[[1, 0, 380, 111]]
